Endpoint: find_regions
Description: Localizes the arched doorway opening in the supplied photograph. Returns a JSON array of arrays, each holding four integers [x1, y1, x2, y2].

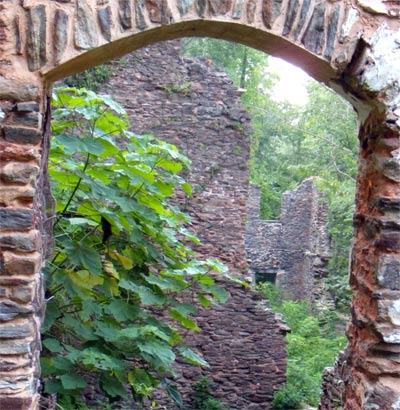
[[0, 3, 398, 409]]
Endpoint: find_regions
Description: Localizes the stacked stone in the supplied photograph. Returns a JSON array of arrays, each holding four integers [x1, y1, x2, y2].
[[99, 40, 288, 409], [154, 281, 289, 410], [318, 353, 345, 410], [0, 79, 46, 409], [246, 179, 331, 305]]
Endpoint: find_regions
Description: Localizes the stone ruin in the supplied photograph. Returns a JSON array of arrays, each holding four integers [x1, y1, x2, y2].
[[246, 179, 332, 306]]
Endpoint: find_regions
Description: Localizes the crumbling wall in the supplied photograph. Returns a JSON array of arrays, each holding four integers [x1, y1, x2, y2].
[[246, 178, 331, 304], [101, 40, 288, 409]]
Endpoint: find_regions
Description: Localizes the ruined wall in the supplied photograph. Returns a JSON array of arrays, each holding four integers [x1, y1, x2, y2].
[[246, 179, 331, 304], [100, 40, 288, 409]]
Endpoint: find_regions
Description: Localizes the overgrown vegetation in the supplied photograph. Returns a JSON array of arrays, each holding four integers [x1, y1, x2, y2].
[[43, 87, 235, 405], [63, 64, 113, 91], [192, 377, 228, 410], [260, 284, 347, 409]]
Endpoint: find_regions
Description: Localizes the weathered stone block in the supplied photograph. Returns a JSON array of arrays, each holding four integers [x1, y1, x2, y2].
[[98, 6, 112, 41], [0, 208, 34, 231], [0, 374, 33, 395], [1, 252, 40, 276], [0, 355, 31, 371], [302, 3, 326, 55], [294, 0, 311, 39], [75, 0, 99, 49], [177, 0, 195, 15], [0, 231, 40, 252], [0, 162, 40, 184], [145, 0, 173, 23], [0, 397, 33, 410], [16, 102, 39, 112], [0, 185, 35, 206], [375, 231, 400, 250], [262, 0, 283, 29], [378, 254, 400, 290], [10, 285, 35, 303], [374, 197, 400, 214], [232, 0, 242, 19], [119, 0, 133, 29], [246, 0, 256, 23], [26, 5, 47, 71], [324, 5, 340, 60], [0, 321, 33, 338], [283, 0, 298, 36], [382, 157, 400, 182], [208, 0, 232, 15], [0, 301, 34, 321], [135, 0, 147, 30], [13, 112, 41, 127], [54, 9, 69, 63], [3, 125, 42, 144], [0, 142, 40, 162], [0, 78, 38, 102]]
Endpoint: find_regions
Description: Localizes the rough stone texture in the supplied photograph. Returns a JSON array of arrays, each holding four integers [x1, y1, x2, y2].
[[318, 352, 345, 410], [0, 209, 34, 231], [3, 126, 42, 145], [98, 6, 112, 41], [302, 3, 327, 55], [26, 6, 47, 71], [54, 10, 69, 63], [0, 1, 399, 409], [246, 180, 331, 305], [75, 0, 99, 49], [118, 0, 133, 29], [96, 40, 287, 410]]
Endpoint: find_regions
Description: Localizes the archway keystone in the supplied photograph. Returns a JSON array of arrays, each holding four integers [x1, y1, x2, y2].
[[0, 0, 399, 408]]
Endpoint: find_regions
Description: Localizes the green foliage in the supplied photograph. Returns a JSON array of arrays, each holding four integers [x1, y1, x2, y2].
[[64, 64, 113, 91], [192, 377, 229, 410], [271, 383, 303, 410], [44, 87, 233, 403], [259, 283, 346, 408]]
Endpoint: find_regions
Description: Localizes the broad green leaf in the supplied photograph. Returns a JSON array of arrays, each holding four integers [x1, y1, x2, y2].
[[168, 309, 200, 332], [43, 338, 62, 353], [64, 242, 102, 274], [200, 283, 229, 303], [177, 346, 209, 367], [101, 374, 128, 398], [137, 340, 175, 368], [105, 300, 139, 322], [45, 379, 63, 394], [119, 280, 166, 306], [60, 374, 86, 390], [166, 383, 184, 407]]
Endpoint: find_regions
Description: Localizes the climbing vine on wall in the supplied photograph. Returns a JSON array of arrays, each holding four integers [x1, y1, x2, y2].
[[42, 87, 233, 404]]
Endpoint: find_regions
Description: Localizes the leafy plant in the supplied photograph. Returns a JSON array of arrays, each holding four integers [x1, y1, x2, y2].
[[258, 283, 346, 407], [271, 383, 303, 410], [192, 377, 228, 410], [64, 64, 113, 91], [43, 87, 234, 404]]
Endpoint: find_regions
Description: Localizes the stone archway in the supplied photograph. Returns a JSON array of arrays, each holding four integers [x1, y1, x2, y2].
[[0, 1, 399, 409]]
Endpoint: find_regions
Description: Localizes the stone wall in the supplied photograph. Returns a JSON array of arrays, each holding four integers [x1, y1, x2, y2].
[[99, 40, 288, 409], [246, 179, 331, 304]]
